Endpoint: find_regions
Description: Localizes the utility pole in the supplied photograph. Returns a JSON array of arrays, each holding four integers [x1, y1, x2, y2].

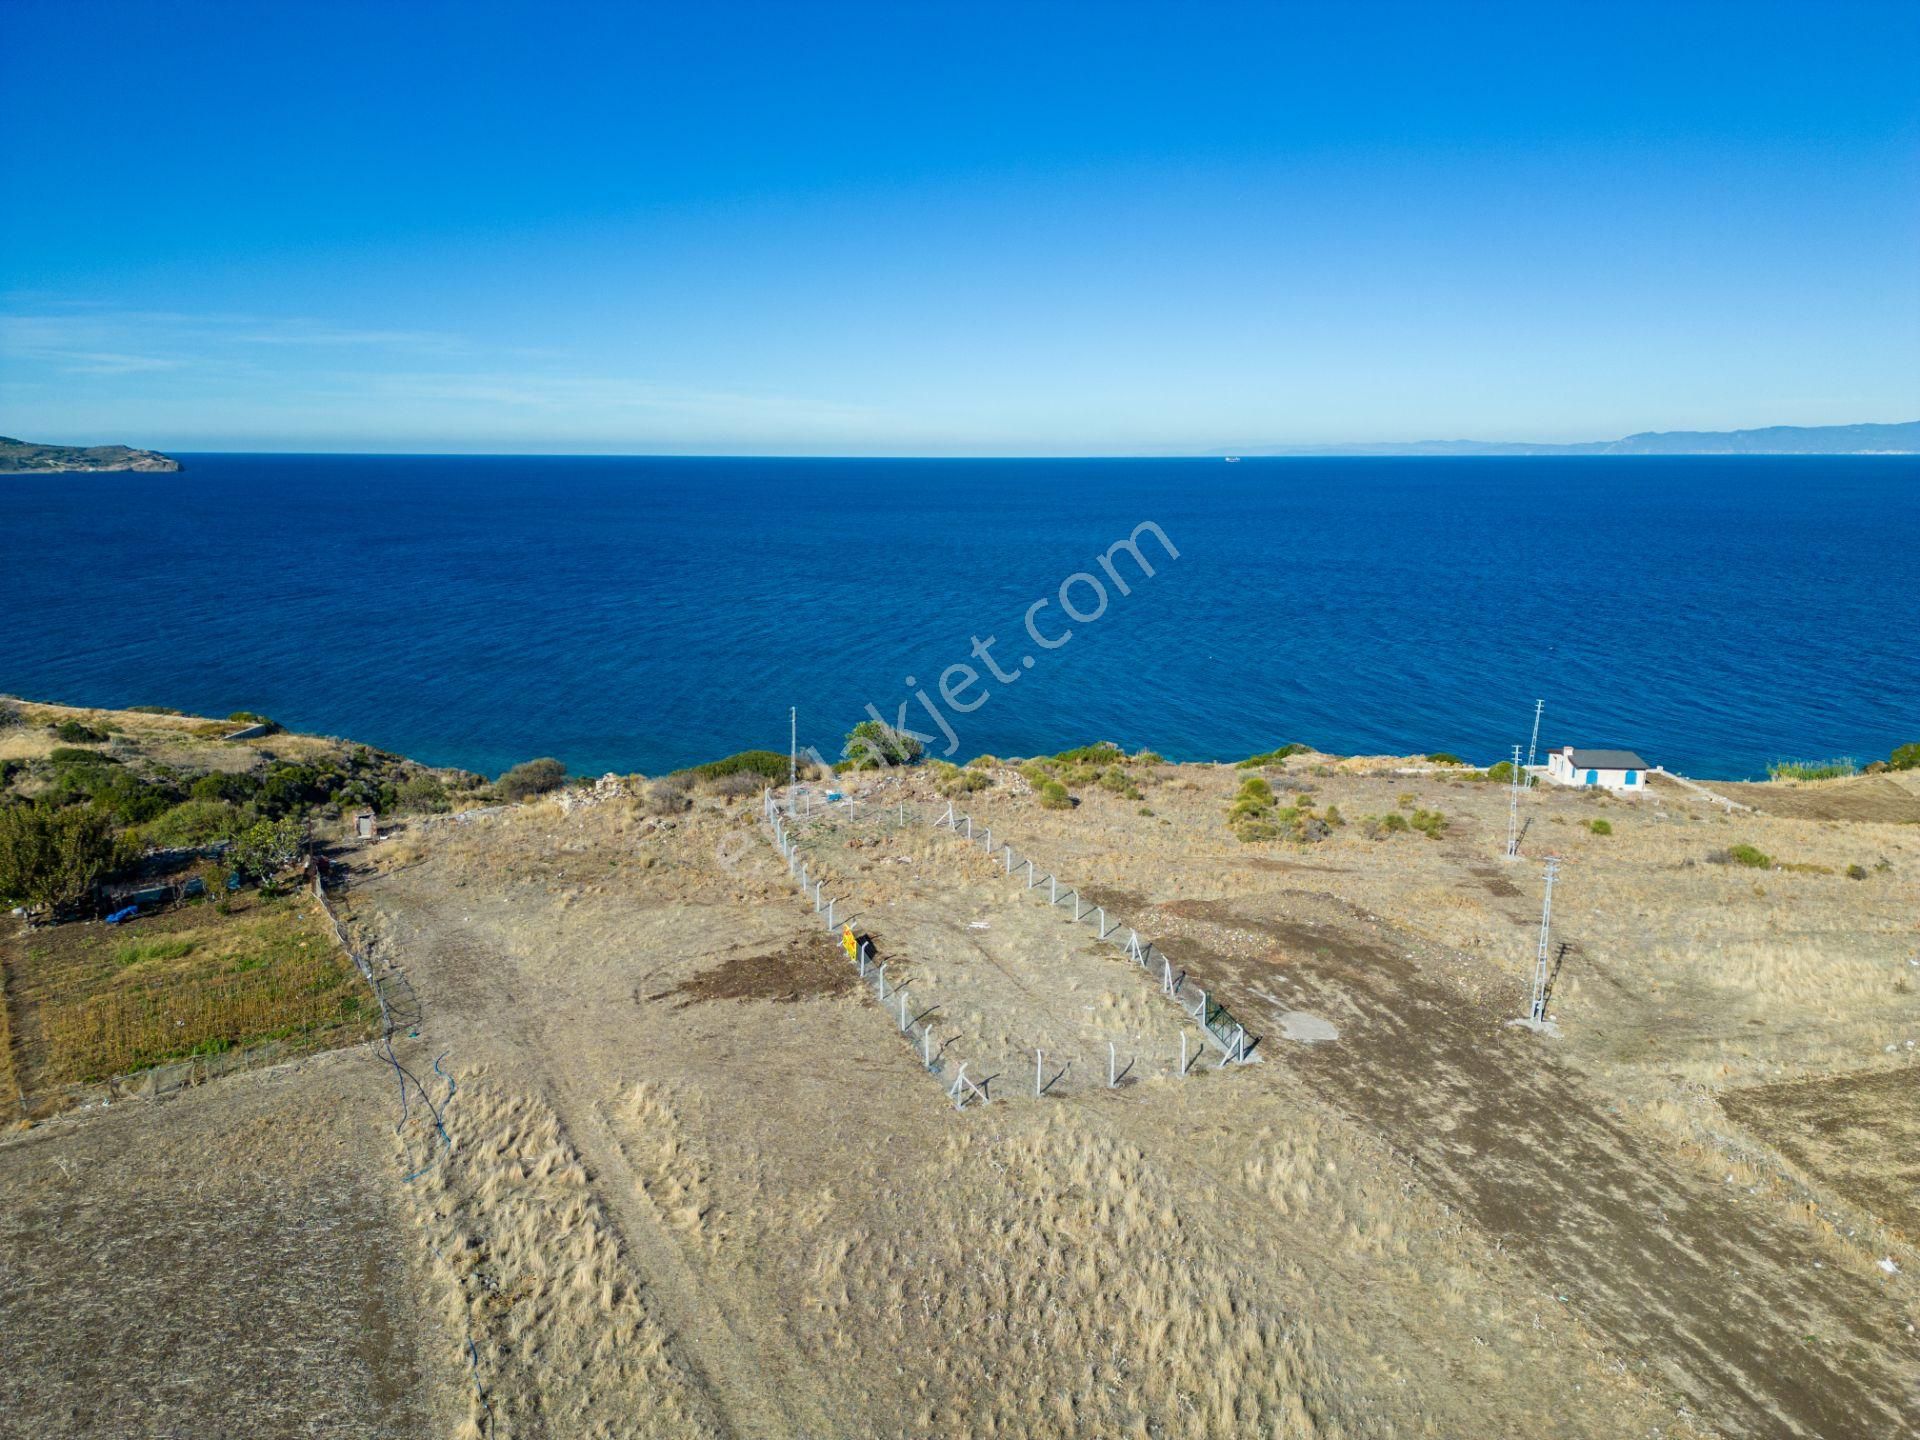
[[1529, 856, 1561, 1021], [1526, 698, 1545, 774], [789, 706, 797, 790], [1505, 744, 1523, 858]]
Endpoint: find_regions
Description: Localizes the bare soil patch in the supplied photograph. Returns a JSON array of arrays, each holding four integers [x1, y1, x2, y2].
[[1711, 774, 1920, 822], [648, 935, 859, 1009], [1720, 1066, 1920, 1238]]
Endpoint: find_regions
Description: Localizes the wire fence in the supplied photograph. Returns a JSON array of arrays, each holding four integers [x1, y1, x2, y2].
[[763, 786, 1259, 1113], [763, 792, 990, 1107], [925, 799, 1260, 1064]]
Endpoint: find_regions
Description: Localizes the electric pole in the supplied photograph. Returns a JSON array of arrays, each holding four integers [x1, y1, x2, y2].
[[1526, 698, 1544, 774], [1529, 856, 1561, 1021], [1505, 744, 1522, 858]]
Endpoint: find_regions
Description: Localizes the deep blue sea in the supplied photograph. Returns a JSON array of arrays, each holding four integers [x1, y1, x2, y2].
[[3, 455, 1916, 781]]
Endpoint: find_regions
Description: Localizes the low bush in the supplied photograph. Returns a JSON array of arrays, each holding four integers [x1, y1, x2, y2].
[[1847, 863, 1868, 880], [1381, 812, 1410, 833], [125, 705, 182, 715], [49, 746, 118, 766], [843, 720, 924, 769], [1096, 767, 1143, 800], [1426, 753, 1467, 766], [1236, 743, 1309, 768], [0, 698, 20, 730], [52, 718, 106, 743], [641, 778, 692, 815], [1891, 742, 1920, 772], [710, 772, 762, 799], [1767, 757, 1857, 781], [1588, 818, 1612, 835], [1037, 780, 1072, 810], [497, 757, 567, 801], [930, 760, 991, 796], [1053, 742, 1126, 766], [1409, 808, 1448, 838], [1712, 843, 1771, 868], [395, 773, 451, 813], [142, 799, 244, 847], [966, 754, 1001, 769], [689, 749, 791, 782]]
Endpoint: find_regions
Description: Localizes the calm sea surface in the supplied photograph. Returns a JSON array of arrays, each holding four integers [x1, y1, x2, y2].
[[3, 455, 1915, 780]]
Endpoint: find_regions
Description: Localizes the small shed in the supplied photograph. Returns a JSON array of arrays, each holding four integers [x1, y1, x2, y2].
[[354, 811, 378, 839], [1546, 747, 1648, 792]]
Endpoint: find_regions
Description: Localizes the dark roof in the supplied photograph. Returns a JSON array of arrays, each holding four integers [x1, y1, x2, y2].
[[1564, 748, 1647, 770]]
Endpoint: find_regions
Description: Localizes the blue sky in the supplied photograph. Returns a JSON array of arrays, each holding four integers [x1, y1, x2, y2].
[[2, 1, 1916, 454]]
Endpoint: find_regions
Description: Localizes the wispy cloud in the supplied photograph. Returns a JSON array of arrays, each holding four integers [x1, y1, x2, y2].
[[0, 307, 474, 374]]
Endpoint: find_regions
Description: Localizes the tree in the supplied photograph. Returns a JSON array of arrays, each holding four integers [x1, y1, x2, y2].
[[497, 757, 567, 800], [842, 720, 924, 770], [229, 817, 304, 880], [0, 802, 132, 910]]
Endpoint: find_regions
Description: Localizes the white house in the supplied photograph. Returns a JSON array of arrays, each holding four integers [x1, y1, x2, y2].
[[1545, 746, 1649, 792]]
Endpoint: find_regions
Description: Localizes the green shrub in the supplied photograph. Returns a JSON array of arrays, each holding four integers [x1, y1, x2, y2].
[[1890, 742, 1920, 772], [52, 718, 106, 743], [226, 710, 280, 730], [1767, 758, 1857, 781], [1397, 792, 1416, 808], [1323, 804, 1344, 827], [1037, 780, 1072, 810], [50, 746, 118, 766], [1133, 750, 1165, 765], [1381, 812, 1410, 833], [0, 801, 135, 908], [1097, 767, 1143, 800], [931, 762, 990, 796], [1137, 806, 1155, 817], [1426, 753, 1466, 766], [1236, 743, 1309, 768], [1846, 863, 1868, 880], [1409, 808, 1448, 838], [394, 773, 451, 812], [125, 705, 182, 715], [843, 720, 924, 769], [688, 749, 791, 782], [191, 771, 260, 804], [1726, 843, 1771, 868], [966, 754, 1001, 769], [1053, 742, 1125, 766], [142, 799, 243, 847], [229, 816, 304, 879], [1588, 818, 1612, 835], [497, 757, 567, 800]]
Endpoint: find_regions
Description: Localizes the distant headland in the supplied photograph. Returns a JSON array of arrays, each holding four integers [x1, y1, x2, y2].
[[0, 436, 182, 474], [1242, 419, 1920, 457]]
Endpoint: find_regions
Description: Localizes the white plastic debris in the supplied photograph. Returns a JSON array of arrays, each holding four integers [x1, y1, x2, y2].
[[1879, 1258, 1900, 1275]]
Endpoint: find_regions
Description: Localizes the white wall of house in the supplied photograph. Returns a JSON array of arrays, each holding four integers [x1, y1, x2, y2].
[[1546, 752, 1645, 791]]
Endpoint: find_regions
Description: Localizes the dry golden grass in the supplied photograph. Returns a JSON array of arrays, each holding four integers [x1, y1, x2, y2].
[[408, 1078, 725, 1440]]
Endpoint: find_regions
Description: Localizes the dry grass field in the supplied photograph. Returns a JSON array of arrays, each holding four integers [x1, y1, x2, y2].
[[4, 732, 1917, 1437], [1, 892, 375, 1115]]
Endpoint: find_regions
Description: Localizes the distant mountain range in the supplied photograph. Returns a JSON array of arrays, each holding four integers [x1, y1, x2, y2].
[[0, 437, 182, 473], [1242, 420, 1920, 457]]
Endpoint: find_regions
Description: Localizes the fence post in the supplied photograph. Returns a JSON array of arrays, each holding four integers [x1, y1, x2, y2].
[[875, 963, 888, 999], [1180, 1032, 1187, 1076], [899, 988, 910, 1031], [964, 815, 973, 839], [825, 897, 835, 929], [1074, 893, 1082, 921], [982, 828, 992, 852], [1050, 876, 1058, 903], [1004, 845, 1013, 875], [1109, 1041, 1117, 1088], [1024, 859, 1035, 888], [1035, 1049, 1043, 1098]]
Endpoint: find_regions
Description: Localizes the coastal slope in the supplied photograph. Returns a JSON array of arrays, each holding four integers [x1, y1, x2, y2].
[[0, 437, 182, 474]]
